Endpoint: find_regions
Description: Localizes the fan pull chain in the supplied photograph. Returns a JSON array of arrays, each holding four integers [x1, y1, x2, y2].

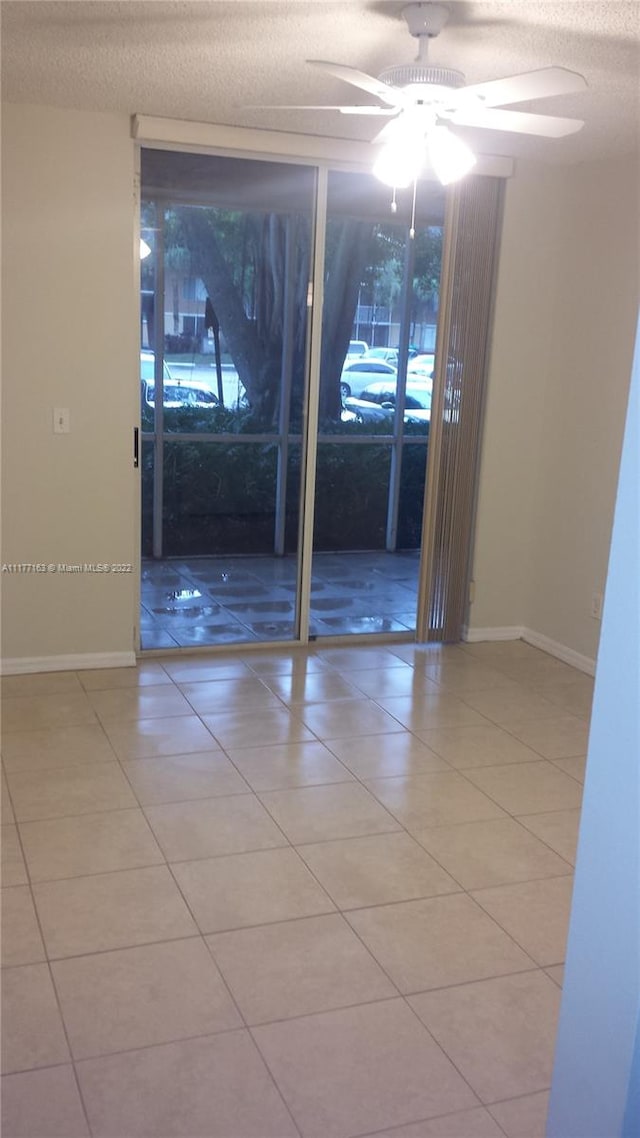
[[409, 177, 418, 238], [390, 186, 398, 214]]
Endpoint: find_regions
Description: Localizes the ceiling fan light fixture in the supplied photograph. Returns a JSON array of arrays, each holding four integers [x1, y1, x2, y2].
[[427, 125, 476, 185], [373, 138, 424, 188]]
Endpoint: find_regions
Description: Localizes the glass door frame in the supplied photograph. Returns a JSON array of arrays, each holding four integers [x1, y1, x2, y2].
[[135, 139, 446, 655]]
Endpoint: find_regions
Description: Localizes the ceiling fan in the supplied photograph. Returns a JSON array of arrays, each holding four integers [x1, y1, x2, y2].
[[256, 2, 588, 187]]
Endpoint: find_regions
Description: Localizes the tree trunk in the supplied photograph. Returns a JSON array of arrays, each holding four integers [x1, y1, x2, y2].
[[319, 219, 372, 420]]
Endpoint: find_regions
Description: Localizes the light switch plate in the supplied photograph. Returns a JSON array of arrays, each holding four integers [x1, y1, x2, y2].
[[53, 408, 70, 434]]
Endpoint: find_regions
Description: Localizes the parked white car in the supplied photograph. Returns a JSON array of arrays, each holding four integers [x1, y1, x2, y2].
[[339, 359, 397, 399], [140, 352, 219, 409], [407, 353, 435, 379], [364, 346, 399, 365], [345, 340, 369, 359]]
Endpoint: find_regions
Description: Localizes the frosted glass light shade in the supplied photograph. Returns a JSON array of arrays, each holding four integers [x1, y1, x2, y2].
[[373, 141, 424, 188], [428, 126, 476, 185]]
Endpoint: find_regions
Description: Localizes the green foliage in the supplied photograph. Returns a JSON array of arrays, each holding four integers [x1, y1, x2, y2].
[[141, 425, 430, 558]]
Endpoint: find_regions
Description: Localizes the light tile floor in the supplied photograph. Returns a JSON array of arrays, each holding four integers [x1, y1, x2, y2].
[[141, 550, 421, 648], [1, 639, 591, 1138]]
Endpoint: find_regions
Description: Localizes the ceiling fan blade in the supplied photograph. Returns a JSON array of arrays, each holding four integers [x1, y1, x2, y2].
[[450, 106, 585, 137], [461, 66, 588, 108], [245, 104, 396, 114], [339, 106, 399, 116], [307, 60, 403, 107]]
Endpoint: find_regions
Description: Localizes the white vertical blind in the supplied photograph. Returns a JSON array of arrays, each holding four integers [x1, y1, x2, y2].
[[419, 175, 504, 642]]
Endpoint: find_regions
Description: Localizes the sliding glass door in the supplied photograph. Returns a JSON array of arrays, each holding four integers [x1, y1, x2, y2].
[[310, 170, 443, 638], [138, 146, 499, 653], [140, 151, 314, 649]]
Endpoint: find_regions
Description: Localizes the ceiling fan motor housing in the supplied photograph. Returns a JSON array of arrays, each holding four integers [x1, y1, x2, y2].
[[378, 64, 465, 93]]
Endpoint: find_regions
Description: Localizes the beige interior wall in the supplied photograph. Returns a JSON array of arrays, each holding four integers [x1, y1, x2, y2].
[[525, 155, 639, 661], [470, 154, 639, 663], [1, 103, 138, 663], [1, 101, 636, 668], [468, 160, 565, 633]]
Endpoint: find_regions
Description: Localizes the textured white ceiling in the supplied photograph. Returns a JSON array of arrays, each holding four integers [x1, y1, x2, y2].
[[2, 0, 639, 163]]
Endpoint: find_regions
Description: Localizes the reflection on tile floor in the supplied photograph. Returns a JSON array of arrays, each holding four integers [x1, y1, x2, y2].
[[1, 639, 591, 1137], [140, 551, 420, 648]]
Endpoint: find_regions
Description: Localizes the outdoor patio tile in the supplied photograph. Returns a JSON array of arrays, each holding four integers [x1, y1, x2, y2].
[[317, 615, 410, 635], [238, 619, 297, 639], [171, 623, 259, 647], [140, 629, 179, 649]]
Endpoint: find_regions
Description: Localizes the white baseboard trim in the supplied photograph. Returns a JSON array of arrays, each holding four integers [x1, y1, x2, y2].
[[520, 628, 596, 677], [1, 652, 137, 676], [462, 623, 596, 676], [462, 625, 525, 643]]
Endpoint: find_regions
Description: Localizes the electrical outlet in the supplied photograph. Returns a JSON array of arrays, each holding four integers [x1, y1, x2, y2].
[[591, 591, 603, 620]]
